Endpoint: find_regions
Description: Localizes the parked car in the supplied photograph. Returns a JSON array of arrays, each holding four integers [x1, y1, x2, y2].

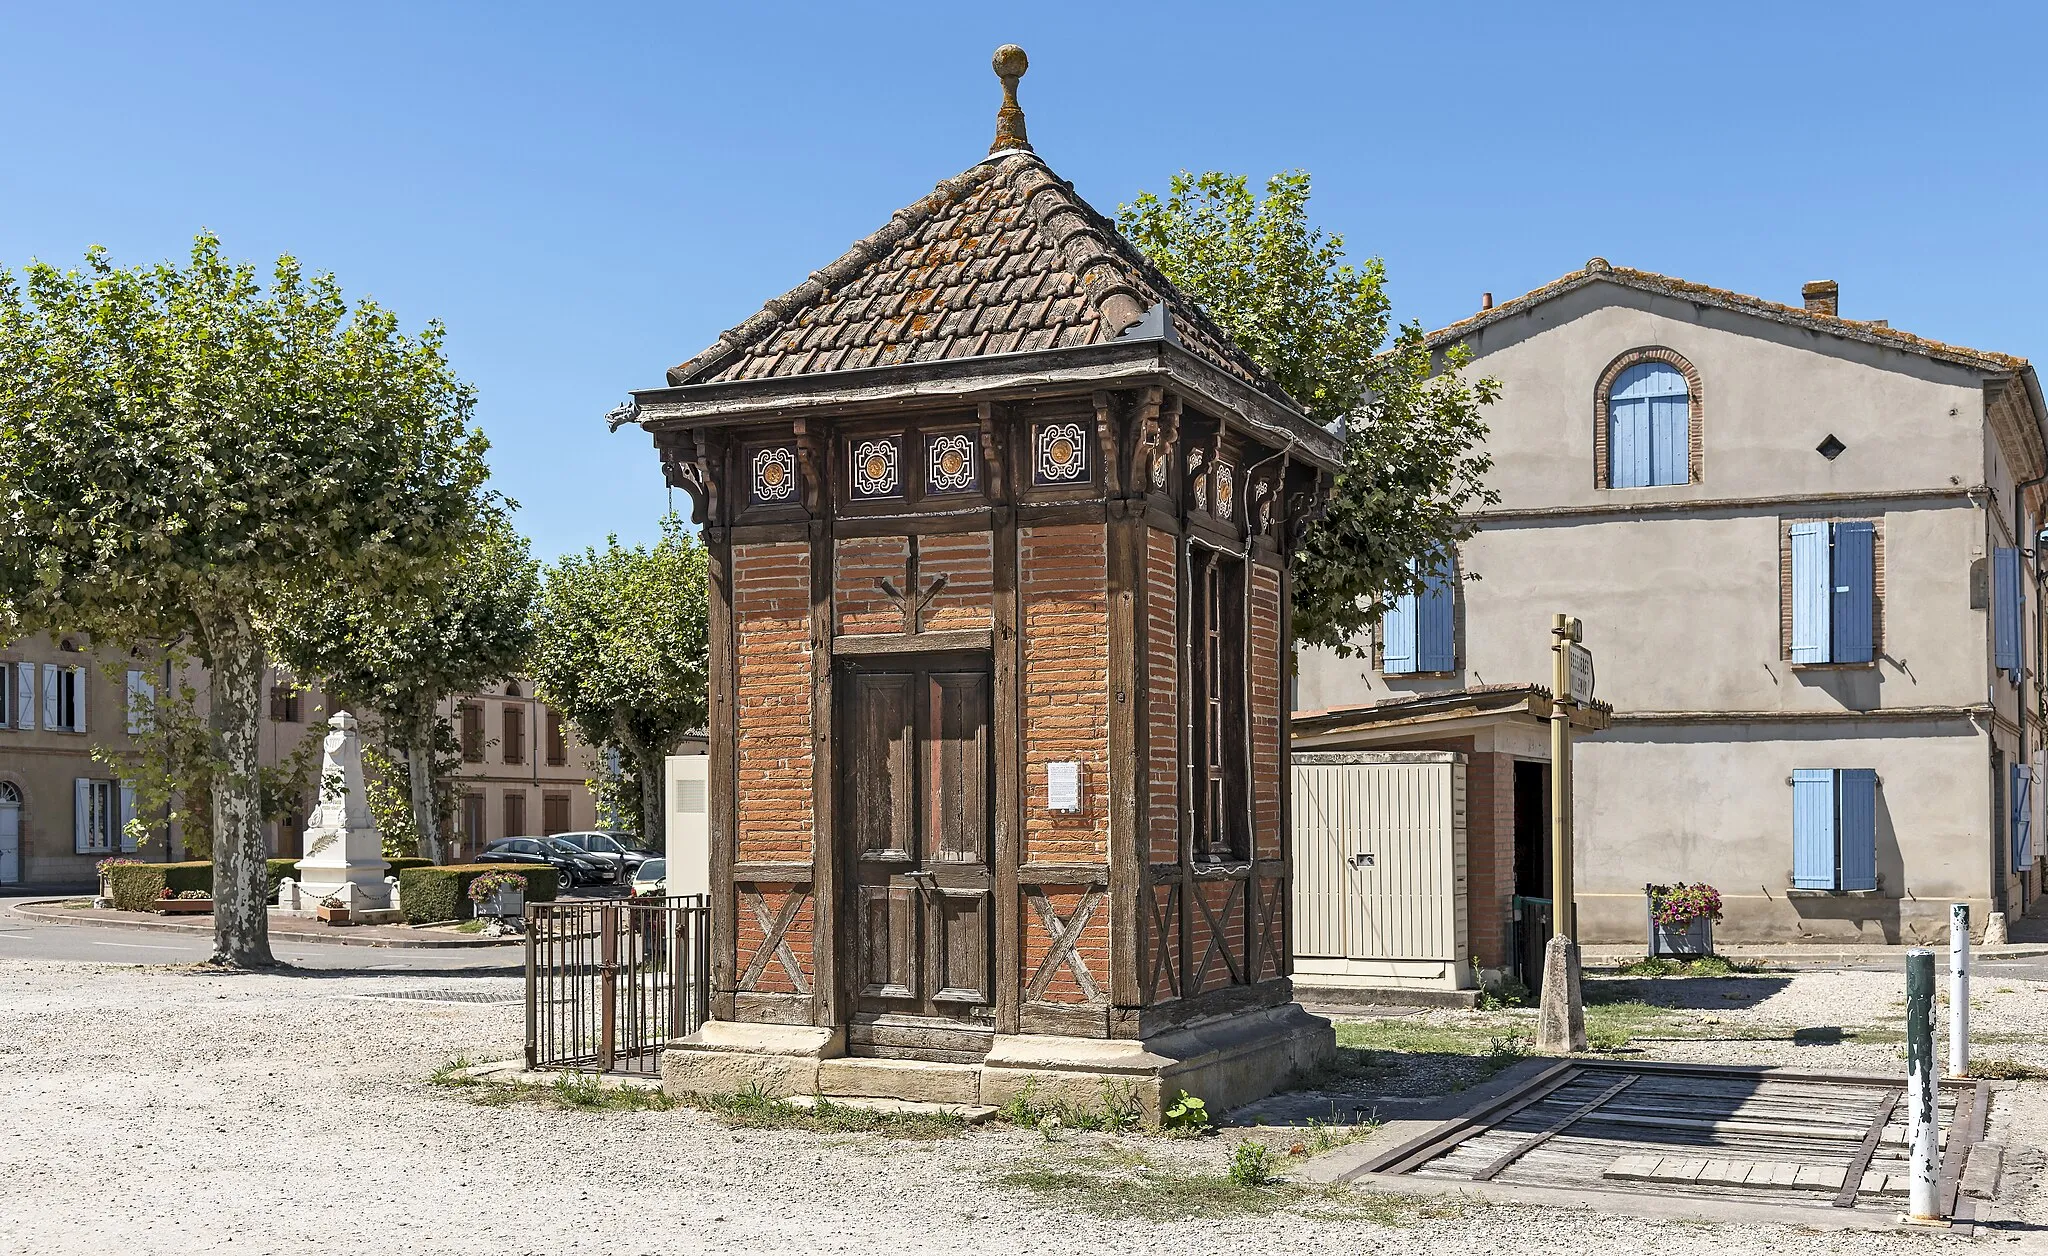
[[550, 830, 657, 883], [630, 858, 667, 897], [476, 837, 609, 890]]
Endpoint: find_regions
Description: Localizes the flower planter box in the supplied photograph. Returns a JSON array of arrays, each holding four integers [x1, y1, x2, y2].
[[1650, 916, 1713, 957], [153, 898, 214, 916], [316, 904, 353, 925], [476, 889, 525, 920]]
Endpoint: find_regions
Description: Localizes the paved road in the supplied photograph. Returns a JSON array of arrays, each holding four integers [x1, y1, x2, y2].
[[0, 896, 523, 973]]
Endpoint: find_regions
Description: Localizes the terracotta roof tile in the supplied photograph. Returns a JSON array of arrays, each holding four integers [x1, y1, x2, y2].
[[666, 150, 1288, 401], [1430, 259, 2031, 376]]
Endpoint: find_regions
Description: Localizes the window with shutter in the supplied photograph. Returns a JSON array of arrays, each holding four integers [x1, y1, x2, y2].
[[546, 709, 568, 766], [118, 781, 138, 853], [2012, 763, 2033, 873], [15, 662, 33, 730], [504, 790, 527, 837], [1416, 555, 1458, 673], [1607, 362, 1690, 489], [543, 793, 570, 835], [460, 702, 484, 763], [1789, 520, 1880, 665], [127, 670, 156, 734], [1995, 546, 2023, 677], [502, 704, 525, 766], [0, 664, 10, 729], [1380, 584, 1418, 675], [1792, 767, 1878, 891], [43, 664, 59, 731], [74, 778, 114, 854]]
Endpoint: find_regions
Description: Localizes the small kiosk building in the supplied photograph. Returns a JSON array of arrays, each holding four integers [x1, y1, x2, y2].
[[626, 48, 1340, 1114]]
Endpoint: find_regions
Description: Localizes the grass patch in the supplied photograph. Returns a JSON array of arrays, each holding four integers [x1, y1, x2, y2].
[[452, 920, 486, 934], [428, 1060, 678, 1112], [995, 1148, 1473, 1223], [690, 1086, 965, 1140], [1967, 1058, 2045, 1080], [1611, 956, 1760, 978], [995, 1078, 1147, 1135], [1334, 1019, 1512, 1057], [427, 1056, 482, 1088]]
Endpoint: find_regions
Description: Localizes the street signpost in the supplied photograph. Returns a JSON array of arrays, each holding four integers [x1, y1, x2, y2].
[[1538, 614, 1589, 1054]]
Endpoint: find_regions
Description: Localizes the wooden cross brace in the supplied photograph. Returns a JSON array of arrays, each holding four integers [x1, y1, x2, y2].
[[1188, 878, 1245, 993], [738, 887, 811, 995], [1024, 885, 1103, 1003], [875, 538, 949, 633]]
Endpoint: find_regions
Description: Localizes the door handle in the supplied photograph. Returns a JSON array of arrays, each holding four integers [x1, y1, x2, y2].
[[902, 869, 935, 881], [1347, 853, 1375, 869]]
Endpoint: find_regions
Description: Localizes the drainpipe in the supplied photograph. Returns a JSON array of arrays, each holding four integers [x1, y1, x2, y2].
[[2022, 469, 2048, 914]]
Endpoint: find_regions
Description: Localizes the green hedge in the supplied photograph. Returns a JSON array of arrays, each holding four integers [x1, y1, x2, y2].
[[105, 862, 213, 912], [384, 857, 436, 877], [399, 863, 558, 924]]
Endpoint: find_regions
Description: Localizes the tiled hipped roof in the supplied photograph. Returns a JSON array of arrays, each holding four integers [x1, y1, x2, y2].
[[666, 150, 1288, 403]]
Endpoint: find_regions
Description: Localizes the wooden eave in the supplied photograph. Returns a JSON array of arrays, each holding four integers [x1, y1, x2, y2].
[[628, 338, 1342, 472], [1291, 685, 1612, 742]]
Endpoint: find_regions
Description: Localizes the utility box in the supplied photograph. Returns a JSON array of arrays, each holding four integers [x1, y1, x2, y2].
[[1291, 751, 1471, 995], [665, 753, 711, 898]]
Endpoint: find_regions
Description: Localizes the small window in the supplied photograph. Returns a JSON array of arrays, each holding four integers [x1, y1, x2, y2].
[[546, 708, 568, 766], [44, 665, 85, 733], [1603, 358, 1694, 489], [74, 778, 118, 854], [1381, 553, 1457, 676], [1792, 768, 1877, 890], [0, 665, 11, 729], [504, 791, 527, 837], [543, 793, 571, 835], [460, 703, 484, 763], [1787, 520, 1878, 664], [461, 793, 486, 854], [505, 680, 522, 699], [1188, 547, 1247, 863], [502, 704, 525, 765], [2012, 762, 2034, 874], [269, 684, 302, 724], [127, 669, 156, 734]]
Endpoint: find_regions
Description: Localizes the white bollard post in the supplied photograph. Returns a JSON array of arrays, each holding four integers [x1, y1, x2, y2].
[[1905, 948, 1941, 1222], [1949, 904, 1970, 1078]]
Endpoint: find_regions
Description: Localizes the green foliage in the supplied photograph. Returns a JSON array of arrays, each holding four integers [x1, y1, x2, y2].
[[104, 861, 213, 911], [684, 1085, 965, 1139], [273, 508, 537, 861], [362, 742, 422, 858], [1227, 1140, 1282, 1188], [1161, 1090, 1211, 1135], [530, 519, 709, 843], [1475, 973, 1531, 1010], [1118, 171, 1500, 654], [0, 232, 492, 965], [104, 857, 316, 910], [398, 863, 557, 924], [383, 857, 435, 876], [1613, 955, 1756, 978], [994, 1078, 1145, 1135]]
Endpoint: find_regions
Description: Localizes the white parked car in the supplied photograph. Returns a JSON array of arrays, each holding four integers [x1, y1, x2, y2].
[[630, 858, 667, 898]]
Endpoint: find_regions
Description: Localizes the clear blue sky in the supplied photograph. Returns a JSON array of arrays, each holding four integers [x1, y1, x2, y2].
[[4, 2, 2042, 561]]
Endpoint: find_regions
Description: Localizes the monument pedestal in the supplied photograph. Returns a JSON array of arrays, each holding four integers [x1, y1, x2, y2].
[[290, 712, 391, 912]]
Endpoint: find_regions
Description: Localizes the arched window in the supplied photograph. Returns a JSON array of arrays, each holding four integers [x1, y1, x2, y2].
[[1605, 359, 1693, 488], [505, 681, 522, 699]]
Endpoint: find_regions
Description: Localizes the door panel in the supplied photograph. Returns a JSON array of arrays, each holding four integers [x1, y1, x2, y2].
[[840, 656, 993, 1023], [0, 804, 17, 884]]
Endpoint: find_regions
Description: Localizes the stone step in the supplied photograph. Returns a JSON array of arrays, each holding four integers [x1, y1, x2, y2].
[[816, 1056, 983, 1105], [784, 1093, 997, 1123]]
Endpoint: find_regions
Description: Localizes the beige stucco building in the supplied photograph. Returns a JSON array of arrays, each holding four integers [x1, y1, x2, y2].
[[1297, 262, 2048, 950], [0, 634, 154, 887], [446, 679, 608, 857]]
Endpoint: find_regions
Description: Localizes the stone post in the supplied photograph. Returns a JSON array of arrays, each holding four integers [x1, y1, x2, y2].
[[1905, 948, 1940, 1222]]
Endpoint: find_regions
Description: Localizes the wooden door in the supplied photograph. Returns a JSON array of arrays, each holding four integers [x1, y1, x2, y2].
[[841, 657, 994, 1041]]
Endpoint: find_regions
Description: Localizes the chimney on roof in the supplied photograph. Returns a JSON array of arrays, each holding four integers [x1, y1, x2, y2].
[[989, 45, 1033, 155], [1802, 280, 1839, 318], [1481, 292, 1494, 310]]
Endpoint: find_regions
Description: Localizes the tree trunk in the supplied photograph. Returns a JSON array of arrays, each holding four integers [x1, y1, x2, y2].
[[200, 611, 275, 967], [633, 743, 666, 857], [406, 718, 443, 864]]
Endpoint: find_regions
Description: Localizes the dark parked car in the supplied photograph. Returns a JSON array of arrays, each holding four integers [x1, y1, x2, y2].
[[476, 837, 609, 890], [549, 831, 657, 883]]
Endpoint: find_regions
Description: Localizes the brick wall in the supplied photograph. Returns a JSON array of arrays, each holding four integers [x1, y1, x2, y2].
[[1146, 529, 1179, 863], [1463, 751, 1517, 972], [734, 542, 813, 863], [1250, 563, 1283, 860], [834, 536, 906, 635], [1020, 524, 1110, 864], [920, 531, 995, 631]]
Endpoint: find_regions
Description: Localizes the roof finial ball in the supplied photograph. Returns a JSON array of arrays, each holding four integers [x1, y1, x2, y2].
[[989, 44, 1032, 155]]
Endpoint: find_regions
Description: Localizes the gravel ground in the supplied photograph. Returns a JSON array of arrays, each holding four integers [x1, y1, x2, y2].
[[0, 958, 2040, 1255]]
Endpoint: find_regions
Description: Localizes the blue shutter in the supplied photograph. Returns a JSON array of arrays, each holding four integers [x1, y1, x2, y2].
[[2012, 763, 2032, 873], [1837, 768, 1877, 891], [1994, 546, 2022, 675], [1649, 393, 1689, 486], [1790, 523, 1832, 664], [1382, 586, 1418, 675], [1792, 769, 1838, 889], [1416, 554, 1457, 672], [1609, 397, 1650, 488], [1830, 521, 1875, 664]]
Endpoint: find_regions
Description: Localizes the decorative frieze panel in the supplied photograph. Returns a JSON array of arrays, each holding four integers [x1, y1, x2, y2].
[[1214, 462, 1235, 521], [850, 435, 903, 500], [751, 445, 799, 506], [925, 431, 980, 495], [1033, 420, 1091, 487]]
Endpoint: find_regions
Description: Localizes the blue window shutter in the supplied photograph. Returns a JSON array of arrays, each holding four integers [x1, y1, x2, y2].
[[1382, 585, 1418, 675], [1994, 546, 2022, 675], [1792, 769, 1838, 889], [1837, 768, 1877, 891], [1648, 393, 1689, 486], [1609, 397, 1650, 488], [1790, 522, 1832, 664], [1830, 521, 1875, 663], [2012, 763, 2032, 873], [1416, 555, 1457, 672]]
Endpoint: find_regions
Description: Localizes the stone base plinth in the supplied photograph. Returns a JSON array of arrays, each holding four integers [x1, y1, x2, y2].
[[661, 1003, 1333, 1120]]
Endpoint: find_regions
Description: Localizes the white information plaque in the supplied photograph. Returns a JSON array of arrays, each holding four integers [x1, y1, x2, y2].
[[1047, 761, 1082, 812]]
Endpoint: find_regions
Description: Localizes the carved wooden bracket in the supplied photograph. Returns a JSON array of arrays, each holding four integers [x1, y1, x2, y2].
[[876, 538, 949, 633], [659, 430, 712, 525], [976, 401, 1009, 500], [792, 417, 828, 518], [1092, 390, 1123, 498]]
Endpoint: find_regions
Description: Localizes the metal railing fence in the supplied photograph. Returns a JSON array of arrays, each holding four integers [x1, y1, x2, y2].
[[525, 894, 710, 1075]]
